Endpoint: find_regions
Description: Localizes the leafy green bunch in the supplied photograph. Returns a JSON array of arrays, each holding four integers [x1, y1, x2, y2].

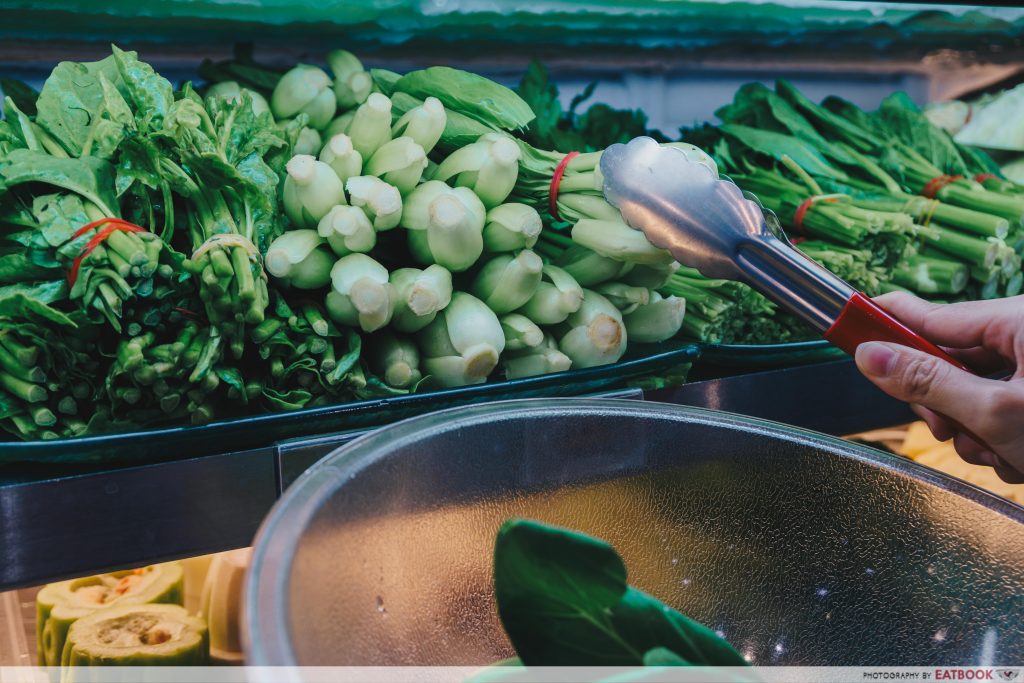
[[0, 47, 191, 333]]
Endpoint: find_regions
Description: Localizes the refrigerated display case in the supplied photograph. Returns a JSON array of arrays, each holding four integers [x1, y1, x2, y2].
[[0, 0, 1021, 602]]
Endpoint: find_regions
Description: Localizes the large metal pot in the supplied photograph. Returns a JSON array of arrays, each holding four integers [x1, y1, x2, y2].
[[245, 399, 1024, 667]]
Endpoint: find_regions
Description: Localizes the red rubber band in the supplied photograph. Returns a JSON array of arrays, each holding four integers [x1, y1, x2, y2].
[[173, 307, 200, 319], [548, 151, 580, 223], [973, 173, 997, 184], [792, 196, 838, 235], [68, 218, 147, 287], [921, 174, 963, 199]]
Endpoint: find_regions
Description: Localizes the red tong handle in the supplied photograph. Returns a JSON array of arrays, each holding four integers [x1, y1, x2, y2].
[[824, 292, 968, 371], [826, 292, 999, 453]]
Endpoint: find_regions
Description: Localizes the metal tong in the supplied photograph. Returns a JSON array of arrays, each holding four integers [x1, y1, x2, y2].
[[599, 136, 966, 369]]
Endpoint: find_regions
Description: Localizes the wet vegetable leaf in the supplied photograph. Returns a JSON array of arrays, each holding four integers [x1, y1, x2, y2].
[[494, 519, 749, 667]]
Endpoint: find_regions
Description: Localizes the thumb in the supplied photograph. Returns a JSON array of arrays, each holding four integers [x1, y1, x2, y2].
[[855, 341, 995, 429]]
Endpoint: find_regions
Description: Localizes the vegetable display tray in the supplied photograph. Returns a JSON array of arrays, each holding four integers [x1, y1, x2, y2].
[[0, 341, 698, 467], [695, 339, 844, 376], [246, 398, 1024, 667]]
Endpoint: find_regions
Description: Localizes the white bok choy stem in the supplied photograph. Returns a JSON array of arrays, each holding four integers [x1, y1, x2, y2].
[[369, 331, 422, 389], [594, 282, 650, 315], [325, 253, 393, 333], [347, 93, 393, 158], [554, 244, 634, 286], [401, 180, 486, 272], [327, 49, 372, 109], [571, 218, 675, 265], [555, 289, 627, 368], [270, 64, 336, 129], [503, 334, 572, 380], [499, 313, 544, 352], [345, 176, 403, 230], [283, 155, 347, 229], [621, 262, 680, 289], [293, 127, 322, 156], [324, 112, 355, 140], [416, 292, 505, 388], [365, 137, 428, 195], [264, 230, 334, 289], [623, 291, 686, 343], [319, 134, 363, 185], [482, 203, 542, 253], [515, 264, 583, 325], [391, 96, 446, 155], [389, 265, 453, 333], [317, 205, 376, 256], [557, 193, 624, 223], [471, 250, 544, 314], [432, 132, 521, 208]]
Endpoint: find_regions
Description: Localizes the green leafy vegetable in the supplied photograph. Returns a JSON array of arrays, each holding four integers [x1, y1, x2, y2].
[[494, 518, 749, 666], [396, 66, 535, 132]]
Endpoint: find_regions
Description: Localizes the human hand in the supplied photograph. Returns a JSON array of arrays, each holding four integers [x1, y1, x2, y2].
[[854, 291, 1024, 484]]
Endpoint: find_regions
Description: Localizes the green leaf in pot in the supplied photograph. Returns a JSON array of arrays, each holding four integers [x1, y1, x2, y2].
[[493, 518, 749, 667]]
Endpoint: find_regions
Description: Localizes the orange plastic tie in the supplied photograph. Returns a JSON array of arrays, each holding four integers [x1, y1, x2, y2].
[[548, 151, 580, 222], [68, 218, 147, 287]]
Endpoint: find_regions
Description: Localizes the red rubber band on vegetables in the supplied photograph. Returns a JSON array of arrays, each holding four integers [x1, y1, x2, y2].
[[548, 151, 580, 223], [68, 218, 148, 287], [973, 173, 997, 184], [792, 195, 838, 235], [921, 174, 963, 199]]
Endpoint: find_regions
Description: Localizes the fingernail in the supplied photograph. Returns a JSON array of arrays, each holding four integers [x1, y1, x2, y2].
[[856, 342, 897, 377]]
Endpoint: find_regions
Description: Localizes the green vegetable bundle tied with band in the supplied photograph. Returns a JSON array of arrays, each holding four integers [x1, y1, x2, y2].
[[681, 78, 1024, 310]]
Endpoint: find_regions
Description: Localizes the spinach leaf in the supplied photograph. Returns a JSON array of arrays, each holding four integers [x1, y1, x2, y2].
[[115, 130, 163, 196], [0, 149, 118, 216], [776, 80, 876, 153], [517, 60, 569, 150], [719, 124, 849, 182], [396, 66, 535, 132], [873, 92, 967, 176], [1, 79, 39, 116], [112, 45, 174, 134], [32, 192, 90, 248], [0, 254, 55, 283], [215, 367, 249, 405], [0, 284, 73, 327], [262, 386, 313, 411], [2, 97, 41, 153], [35, 54, 123, 156], [494, 519, 748, 667], [210, 91, 285, 164]]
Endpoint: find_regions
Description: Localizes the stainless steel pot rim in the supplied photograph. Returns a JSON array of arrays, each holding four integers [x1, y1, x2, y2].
[[243, 397, 1024, 667]]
